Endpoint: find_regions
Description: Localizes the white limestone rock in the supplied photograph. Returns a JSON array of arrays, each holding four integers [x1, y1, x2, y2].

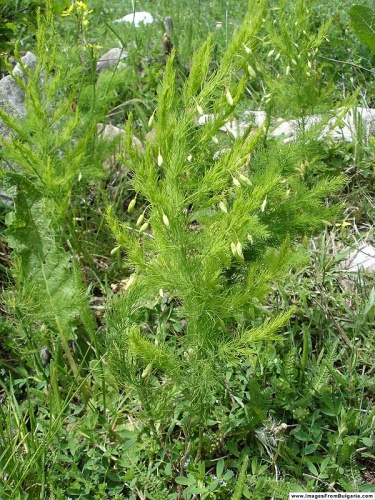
[[199, 107, 375, 143], [198, 111, 267, 137], [114, 11, 154, 27]]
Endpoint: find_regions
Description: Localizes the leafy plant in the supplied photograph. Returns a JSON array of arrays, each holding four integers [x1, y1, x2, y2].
[[0, 0, 374, 497], [1, 4, 103, 378]]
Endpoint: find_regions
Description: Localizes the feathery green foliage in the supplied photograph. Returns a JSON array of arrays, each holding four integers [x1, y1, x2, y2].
[[106, 0, 347, 433]]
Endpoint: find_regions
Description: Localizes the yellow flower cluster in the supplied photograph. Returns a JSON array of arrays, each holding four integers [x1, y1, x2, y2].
[[62, 1, 93, 26]]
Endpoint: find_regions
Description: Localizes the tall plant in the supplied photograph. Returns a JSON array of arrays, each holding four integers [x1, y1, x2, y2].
[[1, 1, 109, 386], [106, 0, 346, 438]]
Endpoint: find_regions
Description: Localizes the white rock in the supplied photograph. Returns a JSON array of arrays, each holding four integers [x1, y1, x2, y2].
[[114, 11, 154, 27], [198, 110, 267, 137], [345, 245, 375, 273], [96, 48, 128, 73], [199, 107, 375, 143]]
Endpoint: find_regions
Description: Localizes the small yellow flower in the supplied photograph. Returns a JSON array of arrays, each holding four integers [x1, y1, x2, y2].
[[76, 0, 89, 10], [62, 2, 93, 19], [62, 4, 74, 16], [86, 43, 102, 53]]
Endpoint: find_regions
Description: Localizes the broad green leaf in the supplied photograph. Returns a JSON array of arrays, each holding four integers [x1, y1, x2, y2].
[[307, 461, 319, 476], [304, 443, 319, 455], [350, 6, 375, 55], [361, 437, 373, 447], [320, 456, 331, 473], [216, 458, 225, 478], [290, 484, 305, 492], [175, 476, 196, 486], [5, 172, 91, 341]]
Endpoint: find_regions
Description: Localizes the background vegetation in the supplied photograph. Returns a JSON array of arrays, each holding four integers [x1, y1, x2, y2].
[[0, 0, 374, 498]]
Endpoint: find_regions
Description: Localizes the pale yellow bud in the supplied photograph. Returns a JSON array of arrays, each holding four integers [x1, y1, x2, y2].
[[124, 274, 136, 290], [162, 213, 170, 227], [236, 241, 243, 256], [197, 105, 204, 115], [238, 172, 252, 186], [157, 151, 163, 167], [136, 212, 145, 226], [141, 363, 153, 378], [247, 64, 256, 78], [139, 222, 149, 234], [219, 201, 228, 213], [110, 246, 121, 255], [127, 197, 137, 213], [226, 89, 234, 107], [260, 196, 267, 212], [235, 241, 245, 262], [233, 177, 241, 188], [212, 135, 219, 144]]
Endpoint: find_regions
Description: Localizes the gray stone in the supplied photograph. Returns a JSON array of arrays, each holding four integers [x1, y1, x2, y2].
[[96, 48, 128, 73], [97, 122, 144, 176], [0, 76, 26, 121], [0, 51, 37, 142], [12, 51, 37, 79]]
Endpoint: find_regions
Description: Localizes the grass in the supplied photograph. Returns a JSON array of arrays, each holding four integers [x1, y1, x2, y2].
[[0, 0, 374, 498]]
